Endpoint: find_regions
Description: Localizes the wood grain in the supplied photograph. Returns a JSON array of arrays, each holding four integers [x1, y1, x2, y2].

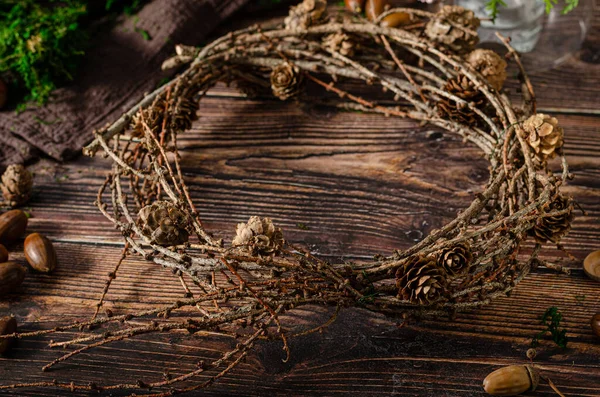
[[1, 4, 600, 396]]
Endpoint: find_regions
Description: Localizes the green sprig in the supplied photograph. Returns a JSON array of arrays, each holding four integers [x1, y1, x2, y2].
[[486, 0, 580, 22], [531, 306, 568, 348]]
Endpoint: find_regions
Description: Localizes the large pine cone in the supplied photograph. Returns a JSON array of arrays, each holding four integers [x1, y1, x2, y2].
[[438, 243, 473, 276], [530, 195, 574, 244], [425, 5, 480, 54], [137, 201, 190, 246], [437, 74, 485, 126], [284, 0, 327, 30], [271, 62, 303, 100], [466, 49, 507, 92], [522, 114, 564, 162], [1, 164, 33, 207], [322, 32, 355, 57], [232, 216, 284, 255], [396, 255, 446, 304]]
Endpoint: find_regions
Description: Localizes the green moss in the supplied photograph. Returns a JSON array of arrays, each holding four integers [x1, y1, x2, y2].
[[0, 1, 87, 107], [0, 0, 146, 108]]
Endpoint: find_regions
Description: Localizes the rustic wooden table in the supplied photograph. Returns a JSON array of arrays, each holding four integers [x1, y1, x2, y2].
[[1, 4, 600, 397]]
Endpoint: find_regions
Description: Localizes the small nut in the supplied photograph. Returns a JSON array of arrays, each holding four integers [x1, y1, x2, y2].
[[24, 233, 57, 273], [0, 316, 17, 354], [365, 0, 387, 21], [526, 348, 536, 360], [0, 244, 8, 263], [592, 313, 600, 338], [0, 209, 28, 244], [483, 364, 539, 396], [0, 261, 26, 295], [380, 12, 411, 28]]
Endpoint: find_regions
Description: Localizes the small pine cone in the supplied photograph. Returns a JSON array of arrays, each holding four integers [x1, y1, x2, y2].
[[396, 255, 446, 305], [1, 164, 33, 207], [522, 113, 564, 162], [137, 201, 190, 246], [322, 32, 356, 57], [232, 216, 284, 255], [172, 96, 199, 132], [425, 5, 480, 54], [437, 74, 485, 126], [130, 101, 164, 138], [530, 194, 574, 244], [438, 243, 473, 275], [465, 49, 507, 91], [284, 0, 327, 30], [271, 62, 303, 100]]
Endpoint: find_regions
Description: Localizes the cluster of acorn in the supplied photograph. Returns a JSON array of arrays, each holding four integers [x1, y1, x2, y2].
[[0, 164, 57, 354]]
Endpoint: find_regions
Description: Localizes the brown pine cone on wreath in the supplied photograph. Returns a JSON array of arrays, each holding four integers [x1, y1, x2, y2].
[[322, 32, 356, 57], [529, 194, 574, 244], [232, 216, 284, 255], [465, 49, 507, 92], [271, 62, 303, 100], [438, 243, 473, 276], [284, 0, 327, 30], [522, 113, 564, 162], [425, 5, 480, 54], [437, 74, 486, 126], [137, 201, 190, 246], [396, 255, 446, 304], [1, 164, 33, 207]]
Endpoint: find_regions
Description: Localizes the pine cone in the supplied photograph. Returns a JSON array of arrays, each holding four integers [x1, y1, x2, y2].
[[438, 243, 473, 276], [425, 5, 480, 54], [271, 63, 303, 100], [522, 114, 564, 162], [137, 201, 190, 246], [284, 0, 327, 30], [466, 49, 507, 91], [232, 216, 284, 255], [1, 164, 33, 207], [396, 255, 446, 304], [530, 195, 574, 244], [322, 32, 356, 57], [437, 74, 485, 126]]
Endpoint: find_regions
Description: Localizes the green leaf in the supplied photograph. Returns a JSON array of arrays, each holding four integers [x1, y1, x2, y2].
[[485, 0, 507, 23], [562, 0, 579, 14]]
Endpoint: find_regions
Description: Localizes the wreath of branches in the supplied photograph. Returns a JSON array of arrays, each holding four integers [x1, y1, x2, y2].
[[1, 2, 578, 395]]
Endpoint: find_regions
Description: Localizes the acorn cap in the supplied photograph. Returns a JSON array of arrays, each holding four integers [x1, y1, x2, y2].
[[525, 365, 539, 391]]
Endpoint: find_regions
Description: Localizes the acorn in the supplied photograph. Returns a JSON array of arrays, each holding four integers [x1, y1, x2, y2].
[[365, 0, 387, 21], [0, 261, 26, 295], [592, 313, 600, 338], [345, 0, 366, 13], [483, 364, 539, 396], [583, 250, 600, 282], [381, 12, 411, 27], [0, 316, 17, 354], [24, 233, 57, 273], [0, 209, 28, 244], [0, 244, 8, 263]]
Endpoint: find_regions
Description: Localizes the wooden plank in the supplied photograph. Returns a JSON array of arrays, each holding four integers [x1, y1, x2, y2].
[[1, 94, 599, 395]]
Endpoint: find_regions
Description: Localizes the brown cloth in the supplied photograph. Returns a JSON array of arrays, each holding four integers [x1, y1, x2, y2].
[[0, 0, 248, 167]]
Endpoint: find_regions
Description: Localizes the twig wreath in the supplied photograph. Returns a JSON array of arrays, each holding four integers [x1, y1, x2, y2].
[[1, 1, 577, 395]]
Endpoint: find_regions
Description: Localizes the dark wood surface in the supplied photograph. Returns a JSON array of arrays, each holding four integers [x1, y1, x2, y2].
[[1, 3, 600, 396]]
